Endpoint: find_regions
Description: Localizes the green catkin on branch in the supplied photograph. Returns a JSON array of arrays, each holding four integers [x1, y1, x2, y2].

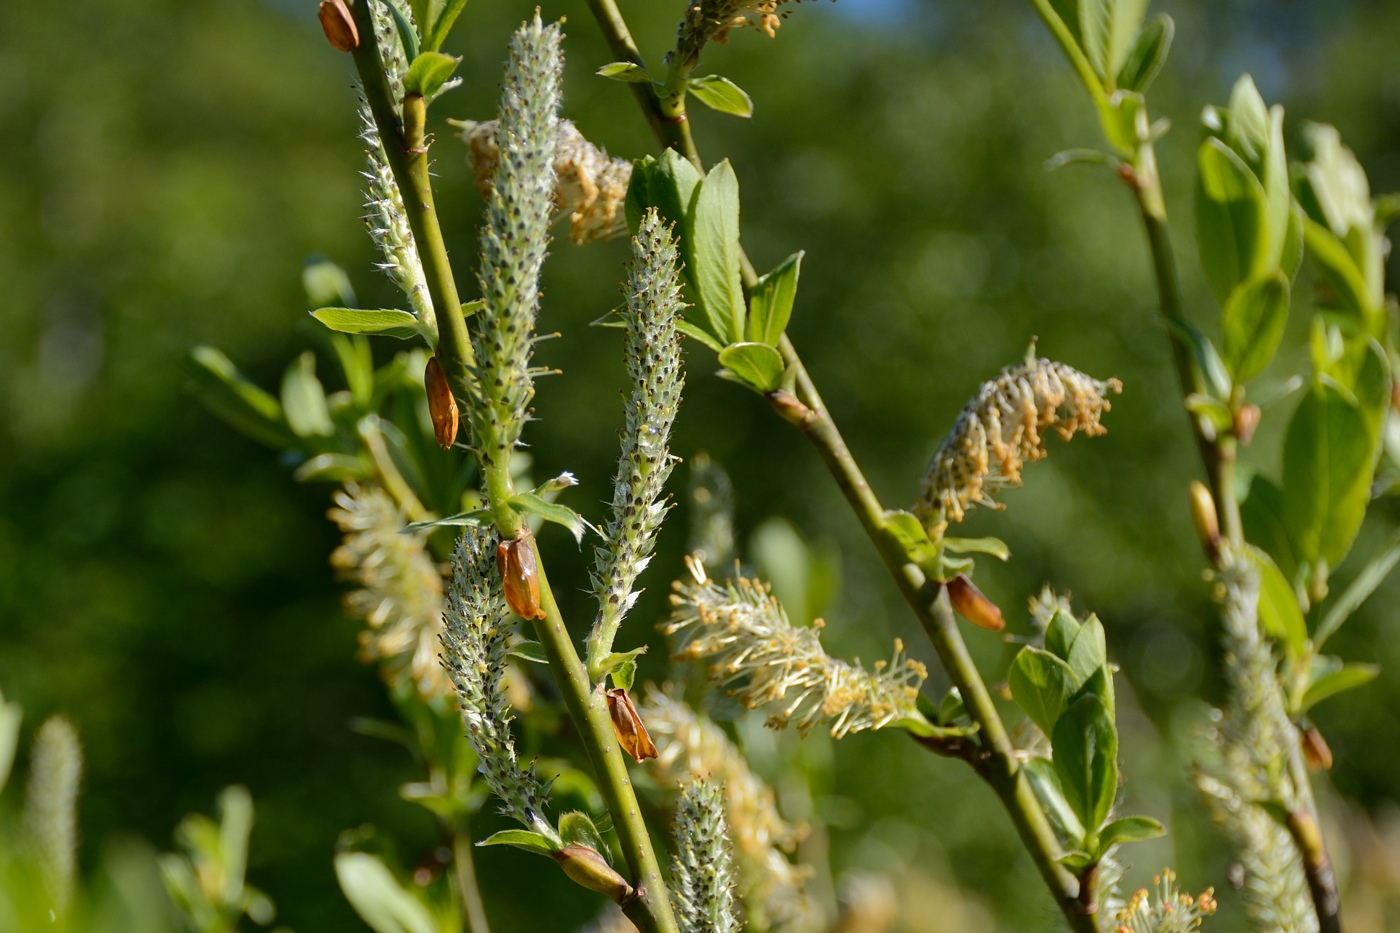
[[663, 557, 928, 737], [470, 15, 562, 480], [22, 715, 82, 912], [1195, 547, 1316, 933], [587, 209, 686, 678], [671, 780, 740, 933], [915, 357, 1121, 537], [442, 528, 557, 843]]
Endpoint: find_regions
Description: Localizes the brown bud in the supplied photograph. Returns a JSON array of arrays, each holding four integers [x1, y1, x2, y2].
[[1301, 725, 1333, 772], [552, 844, 633, 903], [946, 574, 1005, 632], [1234, 403, 1261, 445], [1189, 480, 1220, 562], [497, 533, 546, 620], [424, 355, 459, 450], [317, 0, 359, 51], [767, 390, 815, 428], [605, 687, 658, 762]]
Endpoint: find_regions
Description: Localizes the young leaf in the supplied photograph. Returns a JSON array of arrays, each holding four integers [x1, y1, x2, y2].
[[187, 347, 296, 449], [1240, 472, 1297, 581], [558, 811, 607, 853], [688, 160, 747, 345], [404, 51, 460, 99], [1073, 665, 1116, 720], [334, 852, 437, 933], [941, 536, 1011, 560], [1196, 138, 1271, 306], [688, 75, 754, 118], [1225, 74, 1269, 169], [1302, 219, 1377, 323], [1078, 0, 1148, 83], [312, 308, 430, 342], [1315, 531, 1400, 647], [1299, 662, 1379, 713], [1114, 14, 1173, 93], [422, 0, 467, 52], [389, 1, 422, 63], [1282, 381, 1373, 569], [281, 351, 335, 438], [747, 251, 803, 345], [1009, 647, 1080, 736], [1096, 815, 1165, 854], [718, 342, 785, 393], [597, 62, 652, 83], [1065, 616, 1107, 686], [1245, 545, 1307, 661], [1024, 756, 1086, 846], [510, 492, 590, 544], [1045, 609, 1081, 662], [1053, 695, 1118, 834], [401, 507, 492, 533], [478, 829, 559, 856], [677, 319, 725, 353], [1221, 271, 1290, 383], [507, 641, 550, 665]]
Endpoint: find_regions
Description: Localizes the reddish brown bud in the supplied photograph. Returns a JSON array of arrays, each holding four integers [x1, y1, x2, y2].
[[1234, 403, 1261, 445], [552, 844, 633, 902], [424, 355, 459, 450], [497, 534, 545, 620], [1301, 725, 1333, 772], [946, 574, 1005, 631], [317, 0, 359, 51], [605, 687, 658, 762]]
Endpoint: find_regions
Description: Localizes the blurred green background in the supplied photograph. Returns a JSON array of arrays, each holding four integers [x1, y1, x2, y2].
[[2, 0, 1398, 929]]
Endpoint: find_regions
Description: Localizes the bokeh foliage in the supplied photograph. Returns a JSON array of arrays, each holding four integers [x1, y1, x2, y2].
[[1, 0, 1398, 929]]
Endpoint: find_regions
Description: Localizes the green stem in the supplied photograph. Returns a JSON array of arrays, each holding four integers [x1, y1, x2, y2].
[[768, 348, 1095, 933], [452, 827, 492, 933], [528, 549, 679, 933], [348, 0, 475, 395]]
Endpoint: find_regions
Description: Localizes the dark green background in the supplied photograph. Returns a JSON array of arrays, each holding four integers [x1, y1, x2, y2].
[[2, 0, 1398, 928]]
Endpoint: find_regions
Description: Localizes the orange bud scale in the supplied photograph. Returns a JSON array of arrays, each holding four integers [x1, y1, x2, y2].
[[605, 687, 658, 761], [317, 0, 359, 51], [425, 355, 459, 450], [946, 574, 1005, 632], [497, 534, 546, 620]]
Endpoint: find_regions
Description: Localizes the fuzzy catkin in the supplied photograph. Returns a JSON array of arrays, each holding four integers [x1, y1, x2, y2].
[[672, 780, 740, 933], [915, 357, 1120, 537], [328, 483, 449, 698], [589, 210, 686, 662], [1195, 547, 1316, 933], [664, 557, 927, 737], [469, 16, 562, 475], [22, 716, 82, 911], [441, 529, 555, 840]]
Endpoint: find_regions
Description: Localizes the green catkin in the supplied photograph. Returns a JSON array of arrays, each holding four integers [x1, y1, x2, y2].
[[441, 528, 557, 842], [22, 716, 82, 912], [588, 209, 687, 671], [671, 780, 739, 933], [469, 15, 563, 475]]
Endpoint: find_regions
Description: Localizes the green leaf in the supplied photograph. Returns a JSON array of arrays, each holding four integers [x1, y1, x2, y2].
[[1045, 609, 1081, 661], [881, 510, 941, 566], [404, 52, 460, 100], [401, 508, 492, 533], [389, 1, 422, 63], [1114, 14, 1172, 92], [507, 641, 549, 665], [1221, 271, 1290, 383], [1065, 616, 1107, 686], [1240, 472, 1298, 581], [747, 251, 803, 345], [941, 536, 1011, 560], [1185, 393, 1234, 433], [1303, 218, 1377, 322], [1073, 666, 1115, 721], [187, 347, 296, 449], [281, 351, 334, 438], [293, 452, 370, 484], [1299, 662, 1379, 713], [510, 492, 590, 543], [312, 307, 430, 342], [1245, 545, 1307, 661], [1024, 757, 1086, 846], [302, 255, 357, 308], [1096, 815, 1165, 853], [1078, 0, 1147, 82], [718, 342, 785, 393], [330, 334, 374, 408], [677, 319, 724, 353], [477, 829, 558, 856], [1009, 647, 1080, 736], [421, 0, 467, 52], [1164, 317, 1232, 399], [558, 811, 607, 853], [0, 691, 22, 795], [1316, 532, 1400, 647], [333, 852, 436, 933], [1315, 334, 1390, 443], [1053, 696, 1119, 834], [1225, 75, 1269, 169], [597, 62, 652, 83], [1196, 138, 1272, 305], [688, 75, 754, 117], [1096, 89, 1144, 155], [1283, 381, 1374, 569], [689, 160, 747, 345]]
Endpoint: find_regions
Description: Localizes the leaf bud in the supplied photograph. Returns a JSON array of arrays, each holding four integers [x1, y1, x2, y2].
[[1188, 480, 1220, 562], [946, 574, 1005, 631], [605, 687, 659, 761], [1233, 403, 1260, 445], [498, 533, 546, 620], [1301, 725, 1333, 772], [317, 0, 359, 52], [551, 844, 634, 903], [425, 355, 459, 450]]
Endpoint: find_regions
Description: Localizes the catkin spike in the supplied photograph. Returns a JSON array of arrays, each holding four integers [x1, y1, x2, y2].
[[22, 716, 82, 912], [468, 15, 563, 475], [672, 780, 740, 933]]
